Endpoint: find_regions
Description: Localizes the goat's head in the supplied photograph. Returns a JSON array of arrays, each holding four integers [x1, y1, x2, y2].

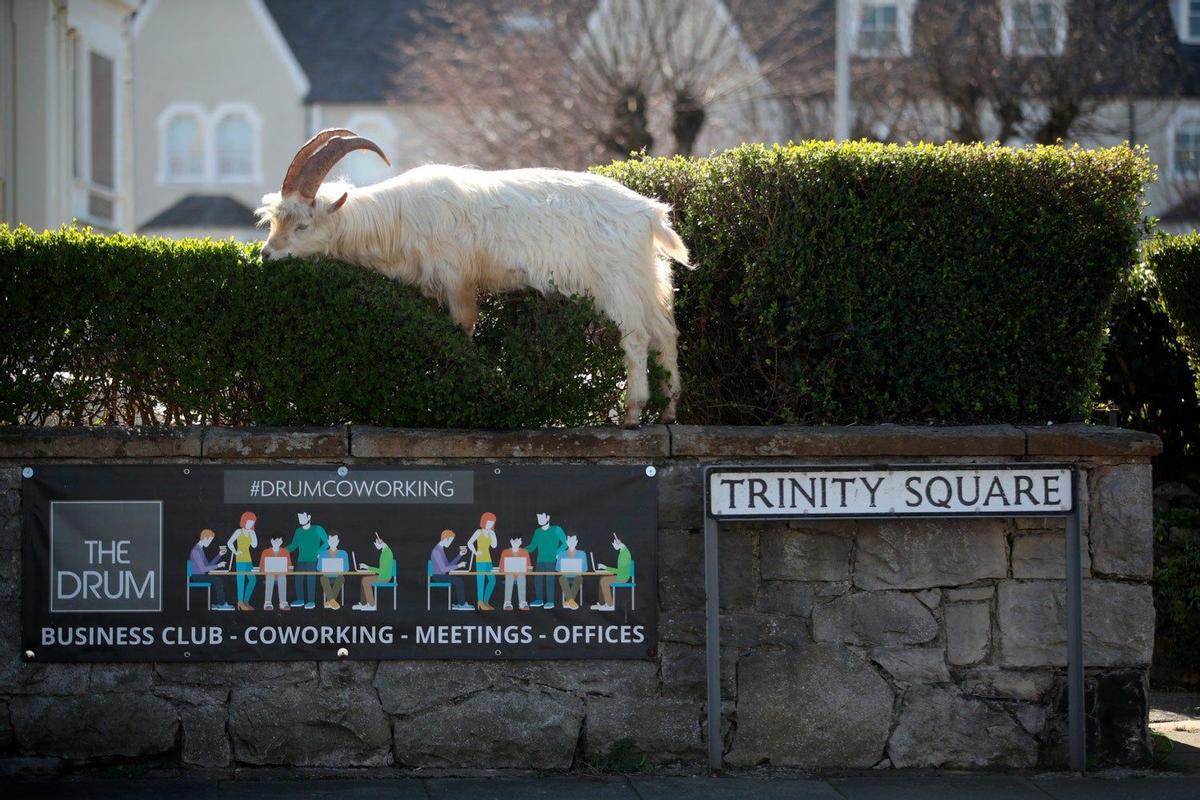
[[257, 128, 389, 261]]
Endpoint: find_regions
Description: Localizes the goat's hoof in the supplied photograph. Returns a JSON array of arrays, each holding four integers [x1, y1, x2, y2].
[[621, 414, 642, 429]]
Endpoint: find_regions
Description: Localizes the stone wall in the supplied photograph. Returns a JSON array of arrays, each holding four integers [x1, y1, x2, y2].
[[0, 424, 1160, 774]]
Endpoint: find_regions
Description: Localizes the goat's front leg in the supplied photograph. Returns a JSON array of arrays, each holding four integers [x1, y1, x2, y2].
[[445, 282, 479, 338]]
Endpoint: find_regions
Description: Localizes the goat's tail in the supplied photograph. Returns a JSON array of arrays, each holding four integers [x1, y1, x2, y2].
[[651, 206, 694, 269]]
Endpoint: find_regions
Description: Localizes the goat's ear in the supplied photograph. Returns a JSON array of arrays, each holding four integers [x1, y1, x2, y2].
[[330, 192, 348, 213]]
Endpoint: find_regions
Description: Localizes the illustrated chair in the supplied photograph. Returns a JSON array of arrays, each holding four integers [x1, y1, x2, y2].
[[426, 560, 452, 610], [375, 572, 399, 611], [611, 560, 636, 610], [186, 560, 211, 611]]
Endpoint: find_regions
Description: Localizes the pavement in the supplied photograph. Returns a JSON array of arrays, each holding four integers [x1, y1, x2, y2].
[[8, 774, 1200, 799], [1151, 691, 1200, 773]]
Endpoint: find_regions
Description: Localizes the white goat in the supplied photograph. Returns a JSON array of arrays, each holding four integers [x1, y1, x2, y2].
[[257, 129, 691, 426]]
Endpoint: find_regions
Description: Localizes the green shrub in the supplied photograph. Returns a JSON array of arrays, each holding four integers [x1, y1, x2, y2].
[[1094, 259, 1200, 479], [1151, 233, 1200, 398], [2, 141, 1151, 428], [0, 225, 625, 427], [598, 141, 1151, 425]]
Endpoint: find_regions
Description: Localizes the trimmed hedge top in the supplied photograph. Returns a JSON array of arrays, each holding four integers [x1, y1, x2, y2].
[[1149, 232, 1200, 398], [597, 141, 1151, 425], [2, 140, 1150, 428], [0, 226, 625, 427]]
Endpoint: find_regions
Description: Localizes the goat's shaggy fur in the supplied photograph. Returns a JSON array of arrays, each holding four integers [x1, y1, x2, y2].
[[258, 165, 691, 425]]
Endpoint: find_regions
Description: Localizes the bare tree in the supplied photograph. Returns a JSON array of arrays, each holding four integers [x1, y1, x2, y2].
[[853, 0, 1186, 145], [401, 0, 828, 169]]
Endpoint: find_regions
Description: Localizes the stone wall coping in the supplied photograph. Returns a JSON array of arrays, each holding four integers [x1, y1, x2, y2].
[[0, 423, 1161, 460]]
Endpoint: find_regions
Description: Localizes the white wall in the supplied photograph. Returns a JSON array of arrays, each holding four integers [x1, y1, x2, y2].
[[132, 0, 307, 231]]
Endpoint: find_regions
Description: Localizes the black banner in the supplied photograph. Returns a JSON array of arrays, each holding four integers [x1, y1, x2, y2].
[[21, 464, 657, 661]]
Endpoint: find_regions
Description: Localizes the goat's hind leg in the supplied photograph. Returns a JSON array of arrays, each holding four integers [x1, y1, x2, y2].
[[651, 323, 681, 424], [619, 328, 651, 428]]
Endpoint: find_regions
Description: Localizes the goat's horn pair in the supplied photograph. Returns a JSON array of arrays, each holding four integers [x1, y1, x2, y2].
[[281, 128, 391, 203]]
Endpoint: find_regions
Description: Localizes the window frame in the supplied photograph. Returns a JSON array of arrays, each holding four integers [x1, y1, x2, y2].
[[1001, 0, 1068, 57], [339, 112, 398, 186], [156, 102, 263, 185], [1169, 107, 1200, 181], [850, 0, 915, 59], [211, 103, 264, 184], [1180, 0, 1200, 44]]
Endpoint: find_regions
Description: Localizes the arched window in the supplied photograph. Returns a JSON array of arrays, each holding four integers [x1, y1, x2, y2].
[[214, 111, 256, 181], [1174, 116, 1200, 178], [161, 108, 205, 181], [341, 115, 397, 187]]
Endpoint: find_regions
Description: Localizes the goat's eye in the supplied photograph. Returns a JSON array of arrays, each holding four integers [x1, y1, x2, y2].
[[295, 223, 309, 232]]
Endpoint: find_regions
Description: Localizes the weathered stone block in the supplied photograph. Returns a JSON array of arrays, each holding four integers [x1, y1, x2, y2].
[[0, 426, 202, 459], [1012, 530, 1091, 579], [996, 581, 1154, 667], [498, 660, 660, 697], [854, 520, 1007, 590], [729, 645, 892, 768], [956, 667, 1056, 702], [669, 425, 1025, 457], [656, 464, 703, 530], [89, 663, 154, 692], [756, 580, 815, 619], [1093, 670, 1151, 765], [1022, 424, 1161, 457], [720, 612, 807, 649], [658, 529, 705, 611], [392, 689, 583, 769], [812, 591, 938, 647], [718, 527, 757, 609], [203, 426, 347, 459], [181, 703, 230, 767], [585, 696, 702, 763], [888, 686, 1037, 768], [945, 602, 991, 665], [760, 529, 851, 582], [154, 661, 318, 687], [375, 662, 490, 717], [229, 685, 391, 766], [868, 646, 951, 684], [945, 585, 995, 602], [660, 642, 705, 699], [659, 610, 704, 645], [1089, 465, 1153, 579], [318, 660, 379, 689], [11, 694, 178, 758]]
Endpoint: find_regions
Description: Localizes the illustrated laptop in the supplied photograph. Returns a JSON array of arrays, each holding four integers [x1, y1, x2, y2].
[[559, 557, 585, 573], [264, 555, 289, 574], [503, 556, 529, 574], [320, 556, 343, 573]]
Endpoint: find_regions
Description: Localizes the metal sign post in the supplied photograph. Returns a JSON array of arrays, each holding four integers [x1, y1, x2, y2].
[[702, 463, 1085, 773]]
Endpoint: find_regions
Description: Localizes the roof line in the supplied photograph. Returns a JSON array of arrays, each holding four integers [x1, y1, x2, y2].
[[247, 0, 311, 99]]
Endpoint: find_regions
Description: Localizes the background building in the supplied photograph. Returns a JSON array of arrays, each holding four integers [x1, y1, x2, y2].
[[3, 0, 1199, 239]]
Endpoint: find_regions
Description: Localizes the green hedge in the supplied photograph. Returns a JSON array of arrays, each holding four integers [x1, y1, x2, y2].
[[598, 141, 1150, 424], [0, 225, 625, 427], [1096, 256, 1200, 479], [2, 141, 1150, 428], [1152, 233, 1200, 399]]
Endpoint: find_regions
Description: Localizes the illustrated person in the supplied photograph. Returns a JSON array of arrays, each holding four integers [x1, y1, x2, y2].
[[354, 531, 395, 611], [227, 511, 258, 611], [592, 533, 632, 612], [499, 536, 533, 611], [286, 511, 328, 609], [190, 529, 233, 611], [319, 532, 351, 610], [527, 512, 567, 609], [428, 529, 472, 611], [556, 534, 589, 610], [259, 534, 292, 611], [468, 512, 498, 610]]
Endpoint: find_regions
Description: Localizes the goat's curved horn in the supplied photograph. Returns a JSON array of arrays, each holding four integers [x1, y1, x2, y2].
[[280, 128, 356, 195], [292, 136, 391, 203]]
